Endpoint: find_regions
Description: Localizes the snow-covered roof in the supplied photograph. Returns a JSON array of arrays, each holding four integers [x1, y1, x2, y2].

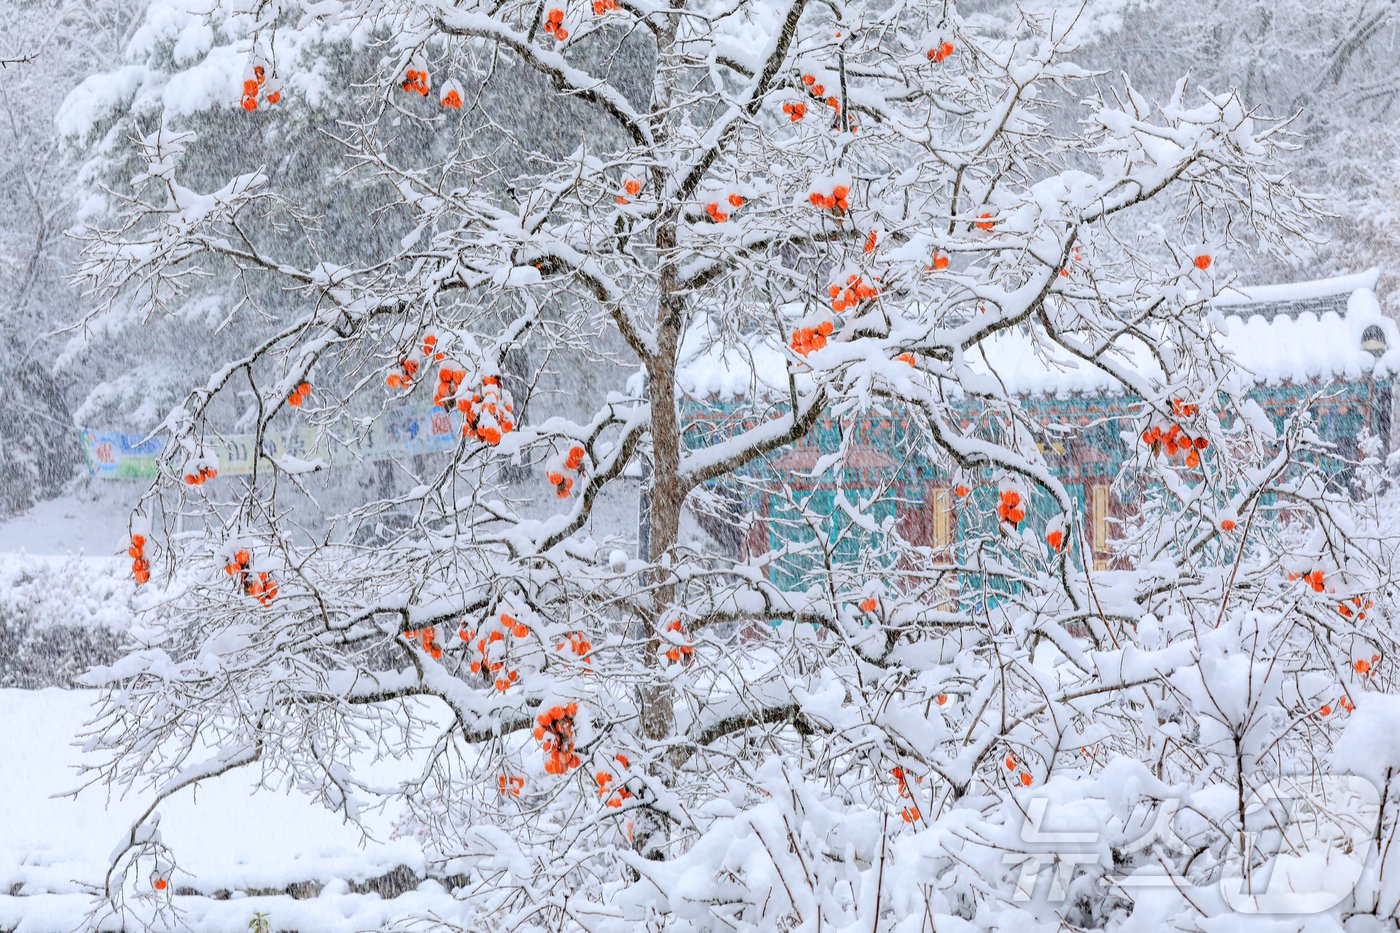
[[1211, 271, 1398, 386], [679, 270, 1398, 400]]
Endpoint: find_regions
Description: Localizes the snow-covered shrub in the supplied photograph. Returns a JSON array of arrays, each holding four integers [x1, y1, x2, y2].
[[0, 556, 128, 688]]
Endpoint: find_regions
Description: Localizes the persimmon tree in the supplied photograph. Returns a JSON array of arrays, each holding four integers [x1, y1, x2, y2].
[[73, 1, 1400, 930]]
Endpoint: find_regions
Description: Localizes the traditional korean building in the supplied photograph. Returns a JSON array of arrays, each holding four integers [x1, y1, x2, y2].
[[680, 270, 1398, 584]]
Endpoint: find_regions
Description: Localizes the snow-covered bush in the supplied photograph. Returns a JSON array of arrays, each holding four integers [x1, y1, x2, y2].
[[0, 556, 127, 688], [66, 1, 1400, 930]]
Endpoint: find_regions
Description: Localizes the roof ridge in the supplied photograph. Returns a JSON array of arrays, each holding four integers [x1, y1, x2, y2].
[[1212, 268, 1380, 307]]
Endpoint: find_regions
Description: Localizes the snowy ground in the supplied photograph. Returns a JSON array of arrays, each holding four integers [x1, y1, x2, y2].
[[0, 687, 476, 931], [0, 482, 136, 557]]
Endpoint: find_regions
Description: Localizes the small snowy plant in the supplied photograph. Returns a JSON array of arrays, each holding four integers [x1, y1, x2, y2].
[[70, 1, 1400, 930]]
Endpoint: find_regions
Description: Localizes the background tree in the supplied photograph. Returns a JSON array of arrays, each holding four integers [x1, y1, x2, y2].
[[0, 0, 141, 512], [1064, 0, 1400, 306]]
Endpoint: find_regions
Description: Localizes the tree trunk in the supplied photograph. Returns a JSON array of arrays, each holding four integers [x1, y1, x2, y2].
[[632, 16, 687, 860], [632, 210, 685, 861], [0, 361, 80, 515], [639, 225, 685, 749]]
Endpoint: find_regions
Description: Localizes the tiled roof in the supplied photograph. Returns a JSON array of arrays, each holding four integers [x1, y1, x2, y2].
[[679, 270, 1396, 399]]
